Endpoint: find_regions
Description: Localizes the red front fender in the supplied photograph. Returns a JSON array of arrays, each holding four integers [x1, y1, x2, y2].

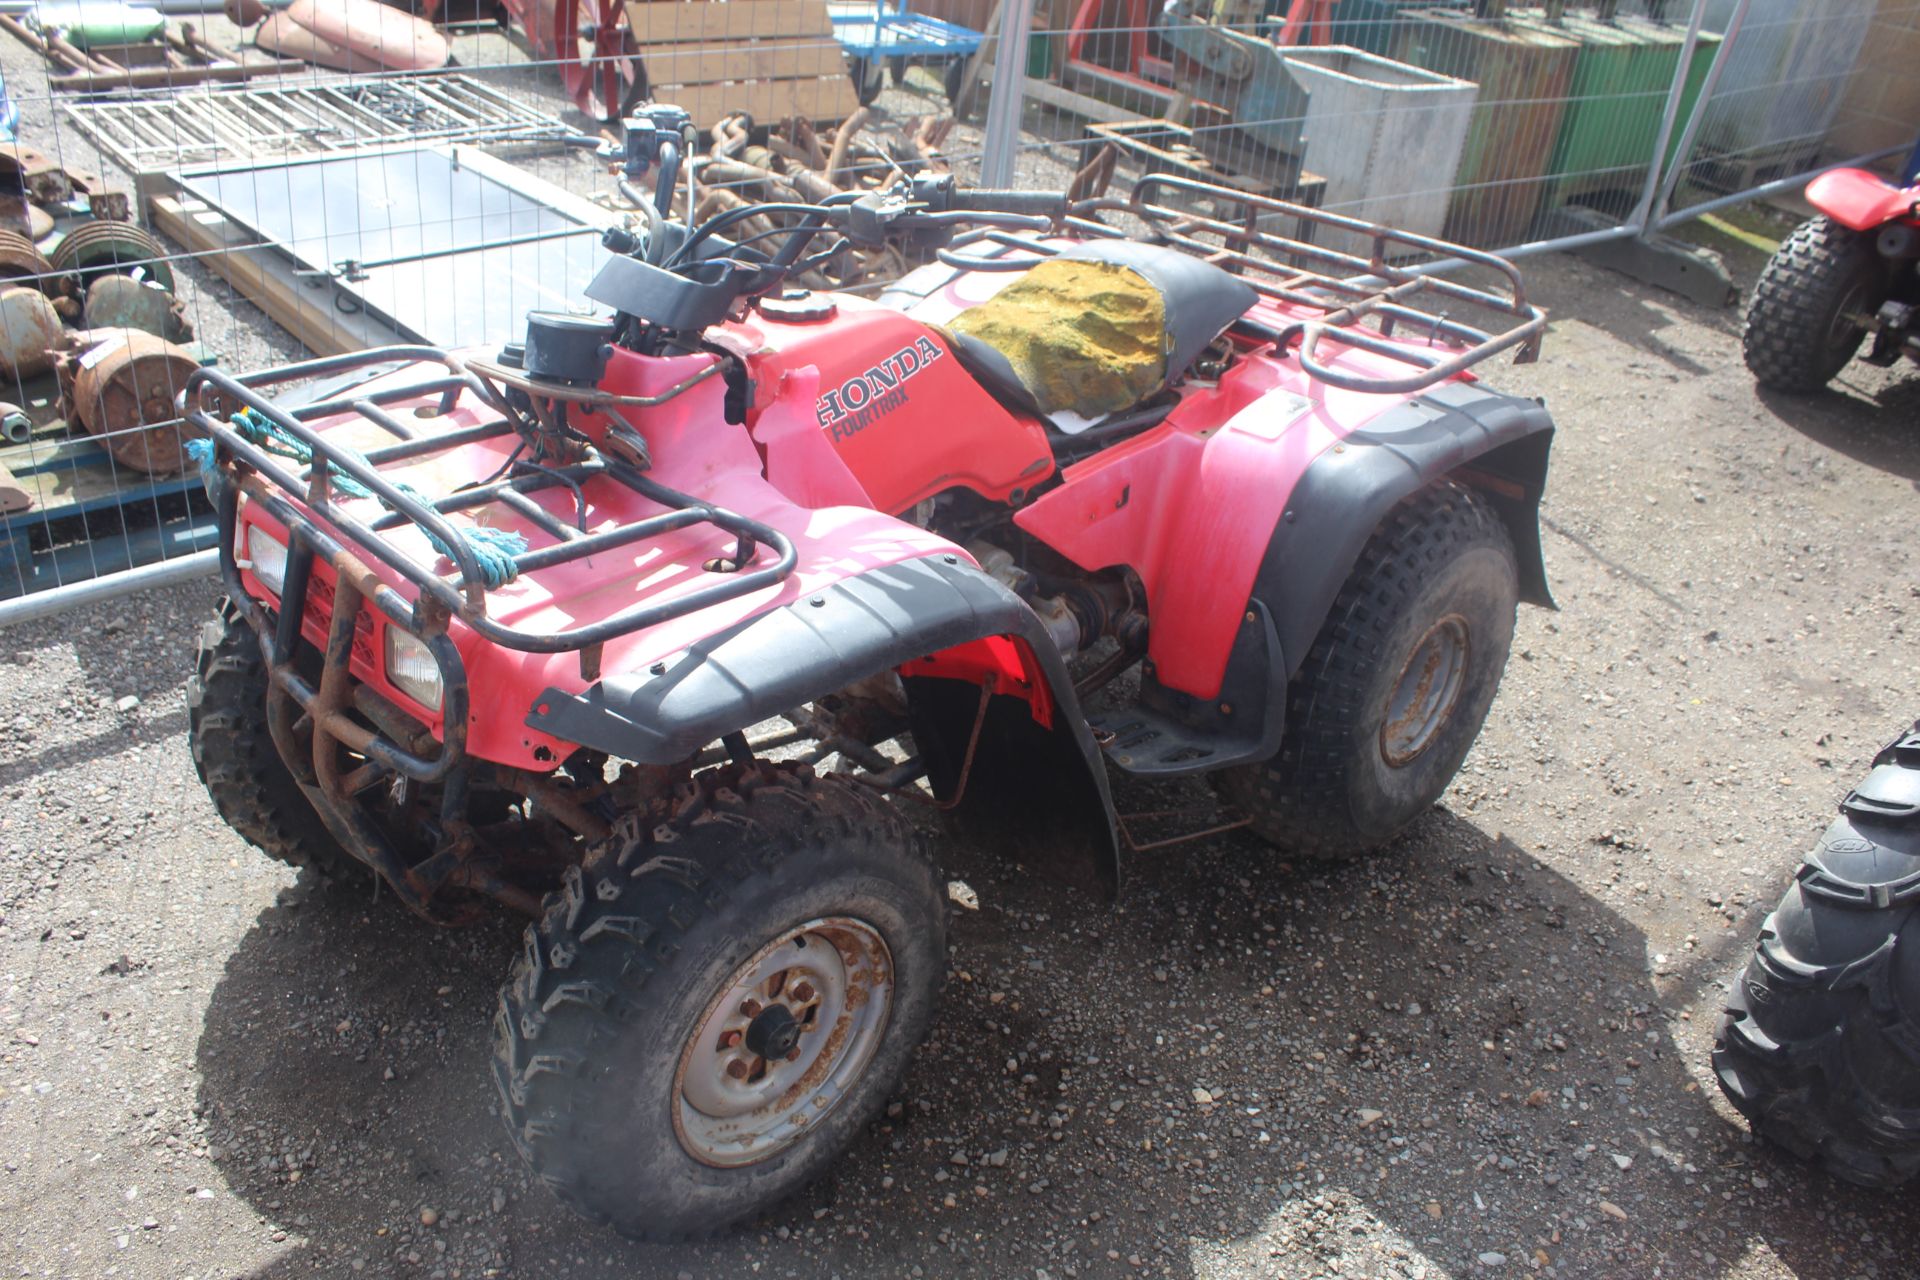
[[1806, 168, 1920, 233]]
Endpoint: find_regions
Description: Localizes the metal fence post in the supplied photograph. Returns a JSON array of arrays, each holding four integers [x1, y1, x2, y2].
[[0, 548, 218, 629], [1631, 0, 1712, 231], [1650, 0, 1752, 227], [978, 0, 1039, 188]]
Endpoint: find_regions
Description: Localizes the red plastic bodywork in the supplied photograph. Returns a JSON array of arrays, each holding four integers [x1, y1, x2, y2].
[[905, 636, 1056, 730], [1013, 306, 1428, 701], [725, 298, 1056, 514], [234, 346, 1046, 771], [1806, 167, 1920, 232], [887, 253, 1467, 702], [235, 247, 1460, 766]]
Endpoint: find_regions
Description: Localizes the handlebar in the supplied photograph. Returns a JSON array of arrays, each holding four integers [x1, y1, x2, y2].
[[943, 189, 1070, 220], [595, 153, 1073, 328]]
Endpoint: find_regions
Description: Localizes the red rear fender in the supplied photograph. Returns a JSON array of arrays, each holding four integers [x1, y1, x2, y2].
[[1806, 168, 1920, 232], [1016, 365, 1554, 780], [1013, 351, 1325, 702]]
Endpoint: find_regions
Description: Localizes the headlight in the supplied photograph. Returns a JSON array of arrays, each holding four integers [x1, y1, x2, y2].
[[245, 525, 288, 595], [384, 627, 444, 713]]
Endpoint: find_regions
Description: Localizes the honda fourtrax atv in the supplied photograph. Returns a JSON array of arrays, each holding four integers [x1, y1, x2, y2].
[[1715, 720, 1920, 1188], [1744, 164, 1920, 392], [185, 104, 1555, 1238]]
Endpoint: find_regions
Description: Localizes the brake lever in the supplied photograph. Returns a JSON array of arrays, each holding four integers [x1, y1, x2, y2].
[[787, 236, 853, 280]]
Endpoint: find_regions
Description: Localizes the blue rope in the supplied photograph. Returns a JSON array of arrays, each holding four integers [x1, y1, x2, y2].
[[185, 436, 215, 476], [194, 408, 528, 588]]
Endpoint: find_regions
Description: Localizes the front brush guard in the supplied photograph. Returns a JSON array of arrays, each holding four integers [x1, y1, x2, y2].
[[207, 463, 530, 923], [187, 344, 798, 921]]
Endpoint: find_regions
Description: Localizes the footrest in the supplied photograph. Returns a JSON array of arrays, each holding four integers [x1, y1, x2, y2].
[[1090, 704, 1261, 777]]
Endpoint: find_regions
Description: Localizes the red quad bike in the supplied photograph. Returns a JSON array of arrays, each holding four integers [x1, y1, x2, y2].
[[1743, 166, 1920, 392], [1715, 721, 1920, 1188], [184, 103, 1556, 1238]]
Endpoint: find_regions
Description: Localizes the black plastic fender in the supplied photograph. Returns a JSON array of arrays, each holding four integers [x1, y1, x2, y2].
[[524, 554, 1120, 896], [1257, 379, 1556, 677], [1124, 379, 1554, 771]]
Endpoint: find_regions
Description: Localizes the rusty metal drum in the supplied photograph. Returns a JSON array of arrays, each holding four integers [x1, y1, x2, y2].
[[62, 330, 202, 474]]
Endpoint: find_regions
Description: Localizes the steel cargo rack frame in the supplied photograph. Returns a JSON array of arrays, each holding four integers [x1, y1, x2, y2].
[[1062, 175, 1549, 395], [183, 346, 798, 916]]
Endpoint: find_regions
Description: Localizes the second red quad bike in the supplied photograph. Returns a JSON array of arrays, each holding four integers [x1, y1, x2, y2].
[[1744, 165, 1920, 392], [185, 104, 1556, 1238]]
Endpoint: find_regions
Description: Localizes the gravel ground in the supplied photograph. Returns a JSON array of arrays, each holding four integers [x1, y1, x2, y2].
[[4, 22, 1920, 1280]]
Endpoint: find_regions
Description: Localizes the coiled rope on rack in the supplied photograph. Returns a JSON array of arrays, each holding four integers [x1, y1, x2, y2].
[[187, 409, 528, 588]]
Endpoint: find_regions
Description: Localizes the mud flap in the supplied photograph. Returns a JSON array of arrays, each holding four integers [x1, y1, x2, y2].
[[909, 676, 1120, 899]]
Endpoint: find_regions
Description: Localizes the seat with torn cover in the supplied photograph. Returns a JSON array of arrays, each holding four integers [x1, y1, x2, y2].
[[944, 240, 1258, 426]]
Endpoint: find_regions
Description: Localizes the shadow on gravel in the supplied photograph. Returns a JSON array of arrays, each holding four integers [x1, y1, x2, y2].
[[1557, 279, 1724, 379], [193, 796, 1919, 1278], [0, 709, 187, 789], [1758, 379, 1920, 486]]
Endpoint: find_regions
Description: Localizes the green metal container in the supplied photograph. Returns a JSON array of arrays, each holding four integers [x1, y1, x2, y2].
[[1392, 11, 1580, 249], [1513, 12, 1722, 214]]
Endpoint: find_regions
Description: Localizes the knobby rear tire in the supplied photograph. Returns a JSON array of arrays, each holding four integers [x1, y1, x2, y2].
[[1743, 215, 1887, 393], [1217, 481, 1519, 861]]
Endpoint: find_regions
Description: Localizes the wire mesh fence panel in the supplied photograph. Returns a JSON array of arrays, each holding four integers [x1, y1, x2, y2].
[[970, 0, 1739, 266], [1657, 0, 1920, 225], [1673, 0, 1876, 194], [0, 0, 913, 612]]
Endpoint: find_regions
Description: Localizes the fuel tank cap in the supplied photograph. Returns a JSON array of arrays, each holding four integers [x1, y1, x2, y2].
[[757, 289, 837, 322]]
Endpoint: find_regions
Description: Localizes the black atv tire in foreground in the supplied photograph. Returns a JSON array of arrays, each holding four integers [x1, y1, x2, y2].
[[1219, 481, 1519, 861], [495, 764, 945, 1240], [188, 597, 359, 879], [1743, 215, 1890, 393], [1714, 722, 1920, 1189]]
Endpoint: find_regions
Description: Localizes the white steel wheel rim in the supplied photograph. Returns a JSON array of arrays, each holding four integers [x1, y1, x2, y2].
[[672, 917, 894, 1168]]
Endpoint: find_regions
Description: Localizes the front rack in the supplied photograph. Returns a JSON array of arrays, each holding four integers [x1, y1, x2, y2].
[[1067, 174, 1548, 395], [183, 346, 798, 656]]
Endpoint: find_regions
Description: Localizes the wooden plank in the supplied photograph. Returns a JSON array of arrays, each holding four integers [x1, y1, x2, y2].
[[1000, 66, 1146, 125], [670, 75, 858, 126], [625, 0, 836, 45], [149, 194, 406, 356], [641, 39, 845, 87]]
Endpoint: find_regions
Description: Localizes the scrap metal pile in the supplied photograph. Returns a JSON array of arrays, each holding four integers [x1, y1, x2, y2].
[[682, 107, 956, 288], [0, 149, 195, 477]]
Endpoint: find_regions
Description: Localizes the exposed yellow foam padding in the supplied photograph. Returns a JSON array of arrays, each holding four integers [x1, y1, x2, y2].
[[949, 259, 1168, 417]]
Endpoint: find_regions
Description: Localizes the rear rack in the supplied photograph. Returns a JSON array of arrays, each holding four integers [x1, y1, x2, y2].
[[184, 346, 797, 656], [1066, 174, 1548, 395]]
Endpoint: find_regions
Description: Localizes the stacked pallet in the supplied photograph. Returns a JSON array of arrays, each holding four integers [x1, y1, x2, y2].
[[626, 0, 858, 126]]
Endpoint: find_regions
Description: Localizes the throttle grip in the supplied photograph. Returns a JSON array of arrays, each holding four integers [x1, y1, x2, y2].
[[945, 188, 1069, 219]]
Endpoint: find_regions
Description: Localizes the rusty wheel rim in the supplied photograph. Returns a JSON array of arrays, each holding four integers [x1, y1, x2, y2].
[[1379, 614, 1470, 768], [556, 0, 630, 119], [673, 917, 894, 1168]]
